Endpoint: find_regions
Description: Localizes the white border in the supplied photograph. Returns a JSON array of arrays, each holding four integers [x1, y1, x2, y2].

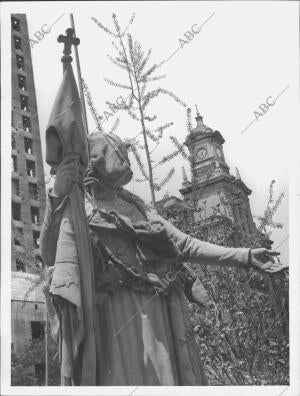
[[1, 1, 300, 395]]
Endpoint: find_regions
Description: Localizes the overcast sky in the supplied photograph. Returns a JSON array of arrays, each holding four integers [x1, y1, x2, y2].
[[5, 1, 300, 264]]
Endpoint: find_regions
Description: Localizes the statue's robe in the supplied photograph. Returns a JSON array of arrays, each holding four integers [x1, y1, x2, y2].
[[40, 188, 250, 385]]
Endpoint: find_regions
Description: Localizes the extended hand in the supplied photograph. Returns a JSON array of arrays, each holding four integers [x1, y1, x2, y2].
[[53, 155, 81, 197], [250, 248, 286, 273]]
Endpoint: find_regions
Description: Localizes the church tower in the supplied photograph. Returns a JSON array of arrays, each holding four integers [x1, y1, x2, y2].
[[180, 108, 255, 236]]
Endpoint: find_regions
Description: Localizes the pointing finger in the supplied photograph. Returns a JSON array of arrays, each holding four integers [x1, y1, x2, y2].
[[264, 250, 280, 256]]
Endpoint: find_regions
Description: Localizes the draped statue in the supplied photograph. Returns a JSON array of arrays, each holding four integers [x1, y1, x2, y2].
[[41, 128, 283, 385]]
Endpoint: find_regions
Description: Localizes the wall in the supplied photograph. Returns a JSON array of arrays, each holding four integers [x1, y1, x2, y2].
[[11, 300, 46, 355]]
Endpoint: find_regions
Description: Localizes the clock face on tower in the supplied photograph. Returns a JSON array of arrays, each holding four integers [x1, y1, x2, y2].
[[196, 147, 207, 160], [216, 147, 222, 158]]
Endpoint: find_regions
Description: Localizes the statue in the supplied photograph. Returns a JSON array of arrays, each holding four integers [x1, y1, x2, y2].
[[41, 130, 284, 386]]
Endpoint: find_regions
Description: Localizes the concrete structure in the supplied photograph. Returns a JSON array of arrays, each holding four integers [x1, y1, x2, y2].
[[11, 272, 46, 384], [11, 16, 47, 381], [11, 272, 46, 355], [179, 109, 256, 237], [11, 14, 46, 271]]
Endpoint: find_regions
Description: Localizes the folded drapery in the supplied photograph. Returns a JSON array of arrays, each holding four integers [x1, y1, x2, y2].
[[43, 62, 97, 385]]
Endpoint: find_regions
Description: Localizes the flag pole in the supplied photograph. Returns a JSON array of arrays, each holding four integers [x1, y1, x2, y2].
[[69, 14, 89, 137]]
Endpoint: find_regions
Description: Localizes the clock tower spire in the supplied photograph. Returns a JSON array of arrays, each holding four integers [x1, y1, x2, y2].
[[180, 107, 255, 237], [184, 107, 230, 183]]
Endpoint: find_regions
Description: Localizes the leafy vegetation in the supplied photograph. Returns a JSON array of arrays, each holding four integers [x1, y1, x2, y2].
[[161, 181, 289, 385], [11, 321, 60, 386]]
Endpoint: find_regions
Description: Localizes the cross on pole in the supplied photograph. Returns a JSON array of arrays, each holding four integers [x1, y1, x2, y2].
[[57, 27, 80, 65]]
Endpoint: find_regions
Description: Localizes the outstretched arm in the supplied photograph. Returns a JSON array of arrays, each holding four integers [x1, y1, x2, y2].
[[162, 216, 283, 272], [167, 221, 250, 267]]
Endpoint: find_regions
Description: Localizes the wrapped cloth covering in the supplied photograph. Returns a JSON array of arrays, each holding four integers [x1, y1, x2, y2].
[[41, 186, 250, 385], [87, 132, 133, 189], [43, 62, 97, 385], [45, 65, 88, 173]]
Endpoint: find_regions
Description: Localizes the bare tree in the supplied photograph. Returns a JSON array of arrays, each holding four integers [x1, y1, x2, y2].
[[91, 13, 187, 206], [253, 180, 286, 332], [81, 78, 103, 132], [255, 179, 284, 237]]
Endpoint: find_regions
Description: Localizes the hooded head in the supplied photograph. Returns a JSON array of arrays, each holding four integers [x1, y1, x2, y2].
[[86, 131, 133, 189]]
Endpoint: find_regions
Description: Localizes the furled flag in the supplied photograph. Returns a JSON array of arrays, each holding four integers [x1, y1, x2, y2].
[[41, 62, 97, 385]]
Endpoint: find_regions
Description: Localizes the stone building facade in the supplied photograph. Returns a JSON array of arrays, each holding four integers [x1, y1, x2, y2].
[[179, 110, 256, 237], [11, 14, 46, 271], [156, 194, 193, 232], [157, 110, 256, 244]]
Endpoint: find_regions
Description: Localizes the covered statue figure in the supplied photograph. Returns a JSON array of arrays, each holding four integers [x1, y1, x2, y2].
[[40, 62, 283, 386], [41, 130, 284, 386]]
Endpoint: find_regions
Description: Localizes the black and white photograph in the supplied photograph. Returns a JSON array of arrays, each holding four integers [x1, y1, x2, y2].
[[1, 1, 299, 395]]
